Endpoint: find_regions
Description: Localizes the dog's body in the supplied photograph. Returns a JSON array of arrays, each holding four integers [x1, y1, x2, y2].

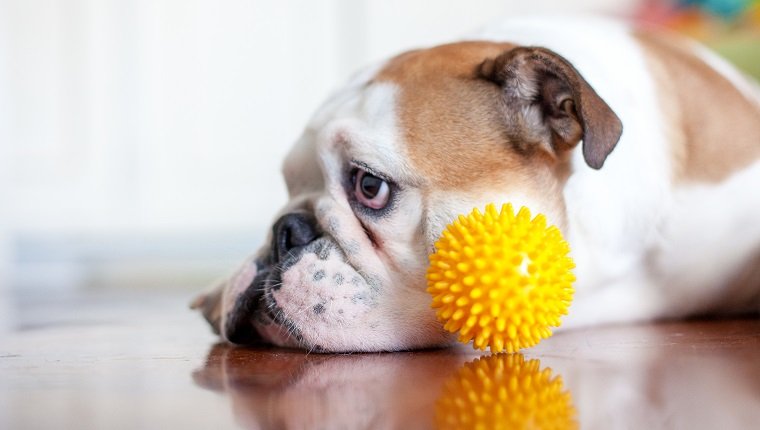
[[193, 17, 760, 352]]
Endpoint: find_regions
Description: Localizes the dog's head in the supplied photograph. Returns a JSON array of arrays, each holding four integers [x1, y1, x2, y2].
[[192, 42, 622, 352]]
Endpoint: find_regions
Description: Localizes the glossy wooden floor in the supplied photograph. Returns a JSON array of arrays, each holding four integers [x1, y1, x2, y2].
[[0, 289, 758, 429]]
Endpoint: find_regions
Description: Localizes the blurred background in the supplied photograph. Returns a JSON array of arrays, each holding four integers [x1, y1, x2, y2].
[[0, 0, 757, 322]]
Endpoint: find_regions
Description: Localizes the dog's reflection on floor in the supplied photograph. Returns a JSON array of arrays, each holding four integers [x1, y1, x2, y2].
[[192, 345, 576, 429], [192, 323, 760, 429], [193, 344, 472, 429]]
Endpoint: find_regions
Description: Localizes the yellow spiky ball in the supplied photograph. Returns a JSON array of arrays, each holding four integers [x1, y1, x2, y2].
[[435, 354, 577, 430], [426, 203, 575, 352]]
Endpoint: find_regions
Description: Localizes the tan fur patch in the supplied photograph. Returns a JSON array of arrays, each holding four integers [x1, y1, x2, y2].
[[635, 30, 760, 183], [374, 42, 548, 190]]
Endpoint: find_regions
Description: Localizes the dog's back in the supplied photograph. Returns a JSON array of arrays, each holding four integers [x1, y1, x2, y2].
[[473, 17, 760, 326]]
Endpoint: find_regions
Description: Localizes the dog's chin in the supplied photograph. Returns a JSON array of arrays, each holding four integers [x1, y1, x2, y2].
[[251, 321, 302, 348]]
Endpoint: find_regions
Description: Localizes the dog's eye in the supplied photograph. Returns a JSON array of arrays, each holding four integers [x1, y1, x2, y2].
[[352, 169, 390, 210]]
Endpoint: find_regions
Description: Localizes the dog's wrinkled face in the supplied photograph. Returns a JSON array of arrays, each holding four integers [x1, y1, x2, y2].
[[193, 42, 622, 352]]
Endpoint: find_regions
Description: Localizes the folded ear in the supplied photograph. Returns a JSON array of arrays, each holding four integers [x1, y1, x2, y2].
[[190, 282, 225, 335], [190, 255, 261, 341], [477, 46, 623, 169]]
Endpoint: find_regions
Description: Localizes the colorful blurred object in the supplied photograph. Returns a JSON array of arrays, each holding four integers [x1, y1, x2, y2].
[[681, 0, 755, 18], [635, 0, 760, 80]]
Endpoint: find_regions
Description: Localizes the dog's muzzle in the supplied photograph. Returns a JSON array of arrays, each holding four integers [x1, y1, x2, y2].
[[224, 212, 320, 344]]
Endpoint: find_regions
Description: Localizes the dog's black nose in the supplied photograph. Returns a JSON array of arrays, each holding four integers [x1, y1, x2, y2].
[[272, 212, 319, 261]]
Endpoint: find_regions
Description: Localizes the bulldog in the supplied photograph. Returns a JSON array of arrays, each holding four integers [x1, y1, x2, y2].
[[192, 17, 760, 352]]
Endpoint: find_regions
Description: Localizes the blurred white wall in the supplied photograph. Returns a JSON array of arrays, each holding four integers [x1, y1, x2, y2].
[[0, 0, 636, 292]]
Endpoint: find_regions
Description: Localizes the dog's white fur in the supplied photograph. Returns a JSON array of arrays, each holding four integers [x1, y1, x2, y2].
[[194, 17, 760, 352]]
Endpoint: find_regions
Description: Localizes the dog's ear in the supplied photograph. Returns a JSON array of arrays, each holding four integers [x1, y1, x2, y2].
[[190, 283, 224, 335], [477, 46, 623, 169], [191, 256, 263, 343]]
